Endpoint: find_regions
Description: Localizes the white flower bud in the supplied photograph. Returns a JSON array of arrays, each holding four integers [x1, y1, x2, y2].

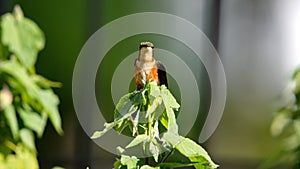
[[0, 86, 13, 109]]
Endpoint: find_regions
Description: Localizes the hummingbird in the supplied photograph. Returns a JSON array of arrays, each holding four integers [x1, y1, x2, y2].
[[134, 42, 168, 90]]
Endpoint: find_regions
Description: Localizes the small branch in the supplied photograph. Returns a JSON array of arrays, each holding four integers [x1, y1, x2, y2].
[[129, 116, 139, 136], [160, 148, 175, 163], [5, 140, 17, 151]]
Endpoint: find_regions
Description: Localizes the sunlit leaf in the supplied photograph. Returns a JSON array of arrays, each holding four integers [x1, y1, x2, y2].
[[147, 96, 163, 119], [140, 165, 159, 169], [18, 108, 47, 137], [190, 156, 211, 169], [149, 82, 160, 98], [38, 89, 63, 135], [1, 6, 44, 68], [163, 132, 218, 169], [2, 144, 39, 169], [294, 120, 300, 138], [160, 112, 168, 129], [3, 105, 19, 139], [143, 140, 161, 163], [32, 75, 62, 88], [161, 85, 180, 110], [114, 92, 135, 119], [270, 113, 290, 136], [91, 122, 115, 139], [120, 155, 139, 169], [158, 162, 199, 168], [126, 134, 149, 149], [20, 129, 36, 152], [0, 59, 63, 135], [116, 146, 125, 155], [164, 106, 178, 134], [52, 167, 65, 169], [15, 144, 38, 169], [113, 158, 122, 169], [92, 105, 138, 139]]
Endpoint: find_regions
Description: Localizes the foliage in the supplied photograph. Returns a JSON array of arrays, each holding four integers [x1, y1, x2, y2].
[[92, 82, 218, 169], [264, 68, 300, 169], [0, 5, 63, 169]]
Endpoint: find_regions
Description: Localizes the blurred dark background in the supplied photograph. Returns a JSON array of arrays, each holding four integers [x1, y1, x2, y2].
[[1, 0, 300, 169]]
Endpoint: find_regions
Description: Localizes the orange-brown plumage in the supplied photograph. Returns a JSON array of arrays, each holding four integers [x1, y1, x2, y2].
[[134, 63, 159, 90], [134, 42, 168, 90]]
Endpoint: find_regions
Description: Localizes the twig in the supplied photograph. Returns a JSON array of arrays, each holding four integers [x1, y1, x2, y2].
[[160, 148, 175, 163], [129, 115, 139, 136]]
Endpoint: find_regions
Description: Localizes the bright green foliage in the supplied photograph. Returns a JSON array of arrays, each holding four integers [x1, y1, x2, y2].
[[140, 165, 160, 169], [113, 155, 140, 169], [0, 5, 62, 169], [265, 68, 300, 169], [162, 132, 218, 169], [0, 144, 39, 169], [1, 5, 44, 68], [92, 82, 218, 169]]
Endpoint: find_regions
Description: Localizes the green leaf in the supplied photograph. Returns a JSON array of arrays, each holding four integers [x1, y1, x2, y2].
[[20, 129, 36, 152], [18, 108, 47, 137], [163, 132, 218, 169], [0, 34, 10, 60], [144, 140, 160, 162], [52, 167, 65, 169], [113, 158, 122, 169], [149, 141, 160, 162], [147, 96, 163, 119], [38, 89, 63, 135], [293, 119, 300, 139], [0, 59, 63, 135], [149, 82, 160, 98], [3, 105, 19, 139], [160, 112, 168, 129], [116, 146, 125, 155], [140, 165, 159, 169], [270, 113, 290, 136], [15, 144, 38, 169], [164, 106, 178, 134], [0, 59, 37, 95], [92, 105, 138, 139], [1, 6, 45, 68], [120, 155, 139, 169], [0, 154, 5, 168], [161, 86, 180, 110], [3, 144, 38, 169], [158, 162, 199, 168], [159, 86, 179, 133], [32, 75, 62, 88], [91, 122, 115, 139], [115, 92, 135, 119], [293, 69, 300, 94], [126, 134, 149, 149], [190, 156, 211, 169]]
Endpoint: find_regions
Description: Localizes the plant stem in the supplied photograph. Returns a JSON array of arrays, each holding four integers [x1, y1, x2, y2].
[[5, 140, 17, 151], [160, 149, 175, 163], [129, 116, 139, 136]]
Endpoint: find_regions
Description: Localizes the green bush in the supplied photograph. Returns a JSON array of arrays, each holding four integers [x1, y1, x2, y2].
[[92, 82, 218, 169], [263, 68, 300, 169], [0, 5, 62, 169]]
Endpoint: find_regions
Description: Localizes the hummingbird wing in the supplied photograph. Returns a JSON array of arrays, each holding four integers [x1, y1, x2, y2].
[[156, 61, 168, 88]]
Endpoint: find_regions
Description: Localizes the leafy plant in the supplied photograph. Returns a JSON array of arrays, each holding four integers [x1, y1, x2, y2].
[[92, 82, 218, 169], [0, 5, 63, 169], [263, 68, 300, 169]]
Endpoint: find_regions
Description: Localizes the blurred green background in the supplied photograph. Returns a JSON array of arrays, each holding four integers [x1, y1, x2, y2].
[[1, 0, 300, 169]]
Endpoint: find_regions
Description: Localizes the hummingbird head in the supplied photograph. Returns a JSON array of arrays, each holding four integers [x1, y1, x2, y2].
[[139, 42, 154, 62]]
